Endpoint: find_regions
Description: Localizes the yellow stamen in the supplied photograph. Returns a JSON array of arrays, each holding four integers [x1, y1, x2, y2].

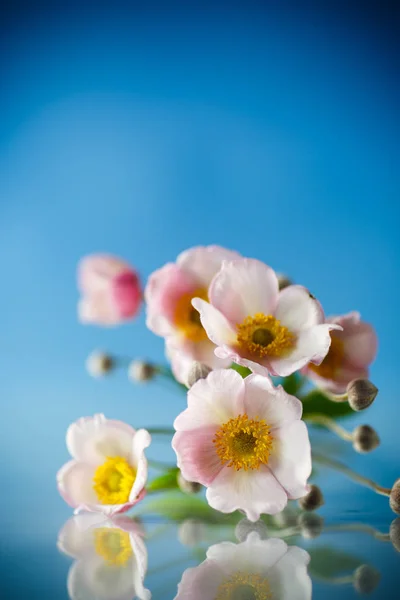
[[94, 527, 133, 567], [174, 287, 208, 342], [309, 333, 345, 380], [213, 414, 273, 471], [93, 456, 136, 505], [237, 313, 295, 358], [215, 571, 271, 600]]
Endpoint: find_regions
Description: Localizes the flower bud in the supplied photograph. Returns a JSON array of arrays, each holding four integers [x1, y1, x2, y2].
[[277, 273, 292, 290], [86, 351, 114, 377], [353, 564, 380, 595], [128, 360, 156, 383], [298, 485, 324, 511], [389, 479, 400, 515], [273, 511, 298, 528], [347, 379, 378, 411], [352, 425, 380, 454], [178, 519, 208, 547], [298, 512, 324, 539], [187, 362, 212, 388], [177, 472, 202, 494], [235, 517, 268, 542], [389, 517, 400, 552]]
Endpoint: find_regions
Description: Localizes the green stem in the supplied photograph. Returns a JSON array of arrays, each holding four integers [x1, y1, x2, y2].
[[147, 427, 175, 436], [305, 414, 353, 441]]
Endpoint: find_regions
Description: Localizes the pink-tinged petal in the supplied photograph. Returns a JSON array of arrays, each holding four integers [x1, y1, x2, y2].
[[268, 323, 341, 377], [192, 298, 238, 347], [305, 363, 369, 394], [275, 286, 325, 332], [177, 245, 241, 288], [78, 254, 129, 293], [341, 322, 377, 368], [243, 375, 303, 427], [111, 270, 142, 319], [206, 465, 288, 521], [78, 293, 121, 326], [66, 414, 135, 466], [166, 338, 231, 386], [57, 513, 110, 560], [209, 259, 279, 325], [175, 560, 228, 600], [268, 546, 312, 600], [129, 429, 151, 502], [174, 369, 245, 431], [172, 426, 223, 486], [268, 421, 312, 499], [57, 460, 98, 508], [75, 489, 146, 518], [145, 263, 196, 335], [215, 348, 272, 377]]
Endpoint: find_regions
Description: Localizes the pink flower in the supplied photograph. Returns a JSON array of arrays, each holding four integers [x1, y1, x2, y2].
[[58, 513, 151, 600], [145, 245, 240, 384], [303, 311, 378, 394], [57, 414, 151, 516], [172, 369, 312, 521], [192, 258, 341, 377], [175, 532, 311, 600], [78, 254, 142, 326]]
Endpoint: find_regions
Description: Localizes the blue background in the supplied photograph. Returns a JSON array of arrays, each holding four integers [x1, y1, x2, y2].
[[0, 1, 399, 598]]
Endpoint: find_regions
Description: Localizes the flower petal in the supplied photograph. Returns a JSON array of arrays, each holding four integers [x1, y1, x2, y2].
[[174, 369, 245, 431], [243, 375, 303, 427], [206, 465, 288, 521], [191, 298, 237, 347], [57, 460, 98, 508], [268, 324, 341, 377], [129, 429, 151, 502], [57, 513, 110, 560], [209, 259, 279, 325], [166, 337, 231, 386], [172, 426, 223, 486], [78, 254, 128, 293], [268, 421, 312, 499], [177, 245, 241, 288], [175, 561, 228, 600], [268, 546, 312, 600], [275, 285, 325, 332], [66, 414, 135, 466], [335, 316, 378, 368]]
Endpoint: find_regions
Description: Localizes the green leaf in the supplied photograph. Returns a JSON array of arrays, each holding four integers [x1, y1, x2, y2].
[[301, 390, 354, 420], [147, 469, 179, 493], [279, 373, 304, 396], [308, 547, 363, 578], [141, 492, 240, 524], [230, 363, 252, 378]]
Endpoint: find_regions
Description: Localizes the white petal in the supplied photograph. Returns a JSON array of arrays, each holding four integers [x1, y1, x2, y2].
[[175, 561, 228, 600], [66, 414, 135, 466], [206, 465, 288, 521], [166, 338, 231, 386], [243, 375, 302, 427], [268, 324, 341, 377], [129, 429, 151, 502], [67, 556, 137, 600], [174, 369, 245, 431], [57, 514, 110, 560], [209, 259, 279, 324], [268, 546, 312, 600], [275, 286, 324, 332], [177, 245, 241, 288], [57, 460, 98, 507], [268, 421, 312, 499], [207, 535, 288, 575], [191, 298, 237, 347]]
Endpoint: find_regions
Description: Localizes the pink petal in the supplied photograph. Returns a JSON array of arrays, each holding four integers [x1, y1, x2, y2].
[[340, 322, 377, 369], [111, 270, 142, 319], [191, 298, 238, 347], [209, 259, 279, 325], [268, 323, 341, 377], [78, 292, 120, 326], [174, 369, 245, 431], [268, 421, 312, 499], [243, 375, 303, 427], [66, 414, 135, 465], [177, 245, 241, 288], [275, 286, 325, 332], [172, 426, 223, 486], [175, 561, 227, 600], [145, 263, 196, 335], [206, 465, 288, 521], [78, 254, 129, 293]]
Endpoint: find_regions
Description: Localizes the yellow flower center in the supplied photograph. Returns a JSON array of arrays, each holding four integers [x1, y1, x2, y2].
[[215, 571, 271, 600], [308, 333, 345, 380], [173, 287, 208, 342], [213, 414, 273, 471], [94, 527, 133, 567], [93, 456, 136, 505], [236, 313, 295, 358]]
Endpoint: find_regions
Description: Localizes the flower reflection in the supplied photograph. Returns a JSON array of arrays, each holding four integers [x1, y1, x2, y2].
[[58, 513, 151, 600], [175, 532, 311, 600]]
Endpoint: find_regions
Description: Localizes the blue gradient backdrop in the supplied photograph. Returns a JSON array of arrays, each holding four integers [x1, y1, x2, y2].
[[0, 2, 399, 598]]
